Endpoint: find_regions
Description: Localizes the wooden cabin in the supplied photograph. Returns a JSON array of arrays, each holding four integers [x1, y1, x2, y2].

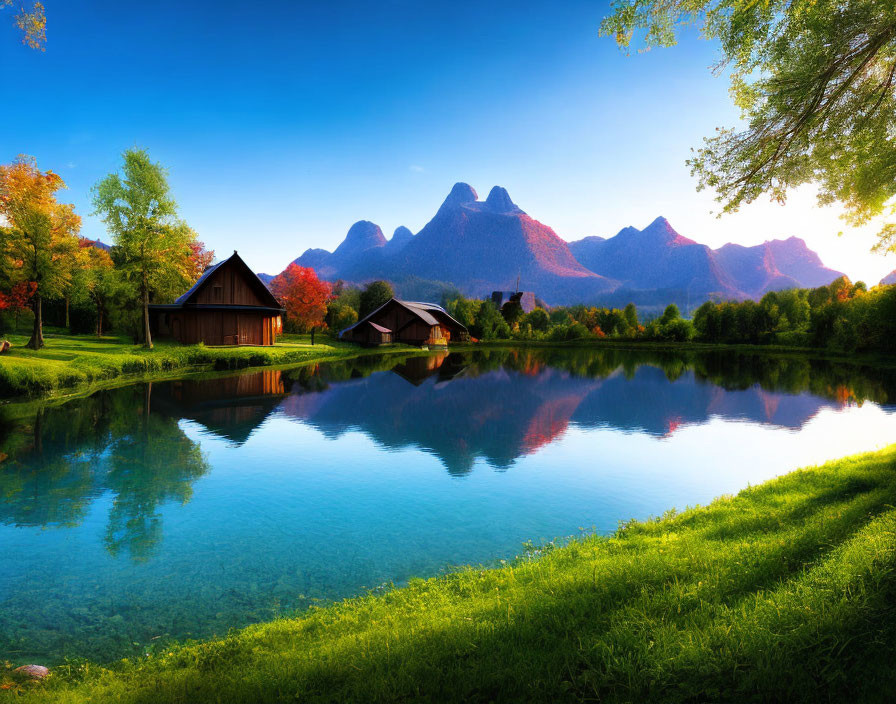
[[149, 252, 285, 346], [351, 320, 393, 346], [340, 298, 469, 347]]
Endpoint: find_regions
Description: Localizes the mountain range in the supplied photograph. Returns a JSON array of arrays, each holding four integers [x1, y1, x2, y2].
[[265, 183, 847, 308]]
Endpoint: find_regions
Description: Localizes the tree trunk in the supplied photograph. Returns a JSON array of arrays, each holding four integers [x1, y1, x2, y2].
[[96, 302, 103, 337], [65, 296, 70, 330], [13, 310, 18, 333], [143, 280, 153, 349], [26, 294, 44, 350]]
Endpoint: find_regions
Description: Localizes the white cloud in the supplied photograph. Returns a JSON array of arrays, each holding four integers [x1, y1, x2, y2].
[[409, 165, 425, 173]]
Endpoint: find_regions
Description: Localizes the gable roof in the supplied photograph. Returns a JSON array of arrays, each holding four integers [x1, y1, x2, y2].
[[175, 251, 282, 309], [339, 297, 467, 338], [365, 321, 392, 333]]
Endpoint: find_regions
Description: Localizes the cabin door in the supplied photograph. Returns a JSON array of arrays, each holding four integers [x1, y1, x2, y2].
[[223, 312, 238, 345]]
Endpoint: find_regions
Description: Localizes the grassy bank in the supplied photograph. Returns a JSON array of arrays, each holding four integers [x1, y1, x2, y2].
[[3, 445, 896, 702], [0, 330, 422, 401]]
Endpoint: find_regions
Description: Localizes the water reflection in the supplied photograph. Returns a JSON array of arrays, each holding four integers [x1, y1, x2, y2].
[[277, 349, 896, 474], [1, 348, 893, 527], [1, 347, 895, 663], [0, 386, 209, 560]]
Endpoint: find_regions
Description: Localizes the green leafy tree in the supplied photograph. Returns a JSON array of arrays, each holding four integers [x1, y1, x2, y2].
[[523, 307, 550, 332], [358, 280, 394, 318], [623, 302, 639, 329], [602, 1, 896, 249], [325, 300, 358, 334], [92, 149, 202, 348], [550, 308, 571, 326], [472, 300, 511, 340], [331, 281, 361, 314], [659, 303, 681, 326], [447, 296, 480, 330], [71, 240, 116, 336]]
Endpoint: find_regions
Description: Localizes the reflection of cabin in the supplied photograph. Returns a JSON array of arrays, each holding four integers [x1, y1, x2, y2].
[[149, 252, 285, 346], [491, 290, 536, 314], [340, 298, 469, 347], [391, 352, 468, 386], [151, 370, 287, 445]]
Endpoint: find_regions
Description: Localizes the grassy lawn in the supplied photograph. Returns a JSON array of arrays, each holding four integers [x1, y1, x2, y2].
[[3, 445, 895, 702], [0, 329, 418, 400]]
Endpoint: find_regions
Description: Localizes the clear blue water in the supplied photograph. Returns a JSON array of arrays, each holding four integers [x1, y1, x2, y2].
[[1, 347, 895, 663]]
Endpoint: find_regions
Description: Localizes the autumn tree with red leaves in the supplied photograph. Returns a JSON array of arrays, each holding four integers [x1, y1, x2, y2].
[[188, 241, 215, 281], [270, 264, 331, 333], [5, 281, 37, 332]]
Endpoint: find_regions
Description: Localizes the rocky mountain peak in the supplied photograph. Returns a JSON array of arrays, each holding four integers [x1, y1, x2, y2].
[[484, 186, 521, 213], [441, 182, 478, 209], [333, 220, 387, 257]]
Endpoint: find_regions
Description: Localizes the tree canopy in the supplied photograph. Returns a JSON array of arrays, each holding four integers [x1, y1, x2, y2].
[[270, 263, 331, 333], [0, 156, 80, 348], [359, 280, 394, 318], [2, 1, 46, 50], [601, 0, 896, 249], [92, 148, 205, 348]]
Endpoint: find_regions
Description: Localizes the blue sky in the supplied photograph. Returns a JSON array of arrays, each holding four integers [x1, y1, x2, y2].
[[1, 0, 893, 281]]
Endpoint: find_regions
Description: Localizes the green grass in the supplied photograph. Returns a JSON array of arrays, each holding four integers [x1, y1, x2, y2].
[[0, 330, 419, 400], [3, 445, 896, 702]]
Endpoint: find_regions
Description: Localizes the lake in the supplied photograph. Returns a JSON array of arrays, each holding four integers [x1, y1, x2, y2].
[[2, 347, 895, 664]]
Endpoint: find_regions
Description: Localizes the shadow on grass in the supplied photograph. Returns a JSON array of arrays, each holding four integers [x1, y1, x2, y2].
[[53, 449, 896, 704]]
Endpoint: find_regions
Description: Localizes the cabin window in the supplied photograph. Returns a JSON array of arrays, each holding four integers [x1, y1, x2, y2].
[[213, 285, 223, 301]]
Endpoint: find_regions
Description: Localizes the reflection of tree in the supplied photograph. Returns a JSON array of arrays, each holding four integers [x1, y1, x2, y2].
[[104, 387, 209, 560], [0, 385, 209, 561]]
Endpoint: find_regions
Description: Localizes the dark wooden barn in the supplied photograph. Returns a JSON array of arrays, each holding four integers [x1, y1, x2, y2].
[[340, 298, 469, 347], [149, 252, 284, 346]]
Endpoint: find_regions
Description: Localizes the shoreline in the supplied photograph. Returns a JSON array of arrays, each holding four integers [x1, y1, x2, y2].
[[3, 443, 895, 701], [0, 333, 435, 405], [2, 332, 894, 405]]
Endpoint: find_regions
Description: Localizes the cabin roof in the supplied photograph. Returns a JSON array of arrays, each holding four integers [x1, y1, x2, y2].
[[171, 251, 283, 309], [365, 321, 392, 333], [339, 297, 467, 338]]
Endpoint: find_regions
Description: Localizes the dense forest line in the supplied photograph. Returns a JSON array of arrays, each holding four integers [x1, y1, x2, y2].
[[439, 276, 896, 355], [4, 152, 895, 357]]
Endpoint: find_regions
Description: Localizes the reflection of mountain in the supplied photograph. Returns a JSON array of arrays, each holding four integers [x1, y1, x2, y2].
[[279, 360, 854, 474], [569, 366, 842, 436], [2, 350, 891, 518], [280, 363, 595, 475]]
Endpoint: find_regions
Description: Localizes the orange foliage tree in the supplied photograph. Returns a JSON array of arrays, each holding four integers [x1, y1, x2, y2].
[[188, 241, 215, 281], [0, 156, 80, 349], [270, 264, 331, 333], [1, 1, 45, 50]]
